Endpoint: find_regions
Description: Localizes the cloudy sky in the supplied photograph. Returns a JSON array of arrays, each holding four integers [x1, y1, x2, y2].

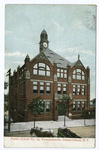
[[5, 4, 96, 99]]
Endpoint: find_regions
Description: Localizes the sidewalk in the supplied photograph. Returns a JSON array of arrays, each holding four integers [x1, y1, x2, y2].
[[4, 116, 95, 132]]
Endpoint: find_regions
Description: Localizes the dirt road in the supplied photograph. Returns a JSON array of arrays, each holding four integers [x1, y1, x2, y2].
[[4, 125, 95, 138]]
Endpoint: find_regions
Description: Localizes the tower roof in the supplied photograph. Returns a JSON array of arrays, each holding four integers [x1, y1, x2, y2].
[[41, 30, 47, 34]]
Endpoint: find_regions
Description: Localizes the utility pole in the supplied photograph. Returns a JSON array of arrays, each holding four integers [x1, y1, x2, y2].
[[64, 103, 66, 127], [6, 69, 11, 131]]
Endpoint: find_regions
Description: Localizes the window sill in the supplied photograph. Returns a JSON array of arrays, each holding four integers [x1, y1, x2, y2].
[[33, 74, 50, 77]]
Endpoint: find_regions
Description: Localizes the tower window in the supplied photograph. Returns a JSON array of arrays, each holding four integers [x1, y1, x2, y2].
[[45, 34, 47, 39], [41, 34, 44, 39]]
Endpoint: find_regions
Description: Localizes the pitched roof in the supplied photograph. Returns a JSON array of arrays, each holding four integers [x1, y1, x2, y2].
[[31, 48, 84, 69], [43, 48, 72, 68], [41, 30, 47, 34]]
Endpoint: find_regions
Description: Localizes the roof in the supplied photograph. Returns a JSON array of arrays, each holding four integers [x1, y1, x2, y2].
[[31, 48, 84, 69], [43, 48, 72, 68], [41, 30, 47, 34]]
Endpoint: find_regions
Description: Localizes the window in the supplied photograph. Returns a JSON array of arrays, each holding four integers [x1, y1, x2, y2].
[[73, 69, 85, 80], [57, 72, 60, 77], [82, 85, 85, 95], [77, 74, 81, 80], [46, 101, 50, 112], [40, 82, 44, 94], [33, 63, 50, 76], [61, 73, 63, 78], [19, 67, 25, 79], [77, 85, 81, 95], [57, 69, 60, 77], [82, 101, 85, 110], [46, 82, 51, 94], [57, 83, 61, 94], [33, 69, 37, 75], [39, 70, 45, 76], [73, 101, 76, 111], [82, 71, 85, 80], [77, 101, 81, 111], [63, 83, 67, 94], [73, 85, 76, 95], [39, 63, 45, 68], [57, 69, 67, 78], [33, 81, 38, 93]]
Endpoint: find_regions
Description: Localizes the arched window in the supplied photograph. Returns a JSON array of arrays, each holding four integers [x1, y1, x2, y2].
[[33, 63, 50, 76], [73, 69, 85, 80]]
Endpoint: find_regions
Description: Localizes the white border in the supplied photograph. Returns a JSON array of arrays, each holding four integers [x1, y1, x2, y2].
[[1, 0, 99, 149]]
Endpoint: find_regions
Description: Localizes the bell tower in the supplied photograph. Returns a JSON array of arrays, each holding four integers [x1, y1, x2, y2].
[[39, 30, 49, 53]]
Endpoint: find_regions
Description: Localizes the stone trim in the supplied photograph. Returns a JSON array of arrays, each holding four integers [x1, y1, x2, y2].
[[43, 99, 51, 102], [88, 79, 90, 84], [72, 114, 82, 116], [54, 74, 57, 81], [71, 83, 87, 86], [68, 76, 72, 83], [73, 99, 87, 101], [57, 81, 68, 84], [30, 79, 53, 83], [25, 70, 30, 79]]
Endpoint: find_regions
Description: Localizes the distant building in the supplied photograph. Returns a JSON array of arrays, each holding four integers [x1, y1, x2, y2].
[[9, 30, 90, 122]]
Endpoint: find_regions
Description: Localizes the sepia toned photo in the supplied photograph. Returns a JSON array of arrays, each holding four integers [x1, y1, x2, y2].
[[4, 4, 96, 148]]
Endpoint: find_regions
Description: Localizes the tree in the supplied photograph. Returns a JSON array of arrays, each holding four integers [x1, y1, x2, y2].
[[4, 82, 8, 89], [4, 93, 9, 102], [4, 94, 9, 112], [92, 98, 96, 106], [28, 97, 45, 128], [58, 95, 72, 127], [81, 110, 89, 125]]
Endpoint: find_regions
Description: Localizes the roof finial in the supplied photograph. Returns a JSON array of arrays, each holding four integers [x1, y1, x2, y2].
[[78, 54, 80, 60], [43, 25, 45, 30]]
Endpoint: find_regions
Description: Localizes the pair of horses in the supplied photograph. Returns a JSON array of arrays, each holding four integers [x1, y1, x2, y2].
[[30, 128, 54, 137]]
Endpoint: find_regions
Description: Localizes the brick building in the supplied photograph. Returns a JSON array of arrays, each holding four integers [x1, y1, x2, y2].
[[9, 30, 90, 122]]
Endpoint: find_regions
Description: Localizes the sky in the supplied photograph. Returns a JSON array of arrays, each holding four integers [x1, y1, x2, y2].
[[5, 4, 96, 99]]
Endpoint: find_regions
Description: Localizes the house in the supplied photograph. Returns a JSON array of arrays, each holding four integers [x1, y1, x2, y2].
[[9, 30, 90, 122]]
